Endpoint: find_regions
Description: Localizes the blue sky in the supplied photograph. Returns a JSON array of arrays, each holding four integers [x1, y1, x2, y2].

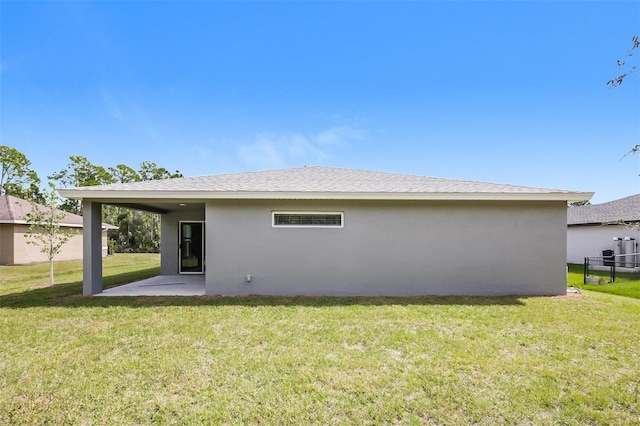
[[1, 1, 639, 203]]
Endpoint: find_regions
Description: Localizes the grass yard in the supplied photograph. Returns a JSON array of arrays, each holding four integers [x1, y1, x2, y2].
[[1, 256, 639, 424], [568, 263, 640, 299]]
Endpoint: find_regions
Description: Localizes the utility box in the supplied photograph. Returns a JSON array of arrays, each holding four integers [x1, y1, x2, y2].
[[603, 249, 615, 266]]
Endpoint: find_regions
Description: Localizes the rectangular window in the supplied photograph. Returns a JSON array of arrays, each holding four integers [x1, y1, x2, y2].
[[272, 211, 344, 228]]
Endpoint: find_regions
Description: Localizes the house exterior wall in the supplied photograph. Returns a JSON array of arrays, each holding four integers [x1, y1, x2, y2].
[[101, 232, 109, 257], [567, 225, 640, 264], [0, 224, 14, 265], [0, 224, 108, 265], [10, 224, 84, 264], [160, 206, 206, 275], [204, 199, 567, 296]]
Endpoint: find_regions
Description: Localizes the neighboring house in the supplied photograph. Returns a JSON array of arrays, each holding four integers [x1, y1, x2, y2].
[[567, 194, 640, 265], [59, 166, 592, 297], [0, 194, 114, 265]]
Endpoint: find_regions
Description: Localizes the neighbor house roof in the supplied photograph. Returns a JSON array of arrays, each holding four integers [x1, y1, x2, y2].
[[0, 194, 116, 229], [568, 193, 640, 226], [58, 166, 592, 202]]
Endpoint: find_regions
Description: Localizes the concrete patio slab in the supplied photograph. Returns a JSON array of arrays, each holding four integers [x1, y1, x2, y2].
[[96, 275, 205, 296]]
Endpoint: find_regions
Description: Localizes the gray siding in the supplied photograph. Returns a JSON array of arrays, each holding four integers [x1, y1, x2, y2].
[[205, 200, 567, 296]]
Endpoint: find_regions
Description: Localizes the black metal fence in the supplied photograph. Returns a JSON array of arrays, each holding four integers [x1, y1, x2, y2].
[[583, 252, 640, 284]]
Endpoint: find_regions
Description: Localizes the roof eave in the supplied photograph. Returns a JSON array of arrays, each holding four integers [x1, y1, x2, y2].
[[58, 189, 594, 202], [0, 219, 84, 228], [569, 219, 640, 227]]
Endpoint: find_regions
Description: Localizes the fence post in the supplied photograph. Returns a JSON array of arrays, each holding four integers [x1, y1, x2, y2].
[[584, 257, 588, 284], [612, 259, 616, 283]]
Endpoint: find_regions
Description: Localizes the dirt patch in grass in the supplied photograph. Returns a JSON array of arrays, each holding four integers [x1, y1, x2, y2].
[[551, 292, 582, 299], [31, 283, 53, 289]]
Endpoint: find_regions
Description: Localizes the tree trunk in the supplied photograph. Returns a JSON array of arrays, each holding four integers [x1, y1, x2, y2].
[[49, 258, 55, 286], [49, 226, 55, 285]]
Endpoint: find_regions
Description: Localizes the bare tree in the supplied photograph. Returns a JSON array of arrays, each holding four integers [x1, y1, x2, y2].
[[24, 184, 78, 285], [607, 35, 639, 88], [608, 36, 640, 159]]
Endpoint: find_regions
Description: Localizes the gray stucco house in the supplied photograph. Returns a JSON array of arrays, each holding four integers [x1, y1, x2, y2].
[[59, 166, 592, 297]]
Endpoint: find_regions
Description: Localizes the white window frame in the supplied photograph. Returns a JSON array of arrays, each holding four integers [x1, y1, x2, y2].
[[272, 211, 344, 228]]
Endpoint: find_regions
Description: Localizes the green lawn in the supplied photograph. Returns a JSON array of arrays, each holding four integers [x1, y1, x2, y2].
[[0, 253, 161, 305], [1, 256, 639, 424], [568, 263, 640, 299]]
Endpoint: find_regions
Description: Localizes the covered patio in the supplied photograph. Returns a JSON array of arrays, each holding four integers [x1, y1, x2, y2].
[[97, 275, 205, 296], [59, 166, 593, 297]]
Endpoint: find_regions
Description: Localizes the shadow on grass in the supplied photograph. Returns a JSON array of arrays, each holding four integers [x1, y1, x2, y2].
[[0, 268, 540, 309]]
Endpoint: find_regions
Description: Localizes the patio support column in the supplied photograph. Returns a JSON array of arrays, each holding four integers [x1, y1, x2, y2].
[[83, 201, 103, 296]]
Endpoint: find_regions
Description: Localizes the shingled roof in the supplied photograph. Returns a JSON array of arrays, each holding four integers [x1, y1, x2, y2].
[[0, 194, 84, 226], [59, 166, 591, 202], [0, 195, 115, 229], [568, 193, 640, 226]]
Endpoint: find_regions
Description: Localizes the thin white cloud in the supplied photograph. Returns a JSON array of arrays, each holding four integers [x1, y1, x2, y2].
[[236, 125, 365, 169], [101, 89, 126, 124], [236, 135, 291, 169], [100, 90, 165, 146], [189, 144, 214, 159], [313, 125, 367, 146]]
